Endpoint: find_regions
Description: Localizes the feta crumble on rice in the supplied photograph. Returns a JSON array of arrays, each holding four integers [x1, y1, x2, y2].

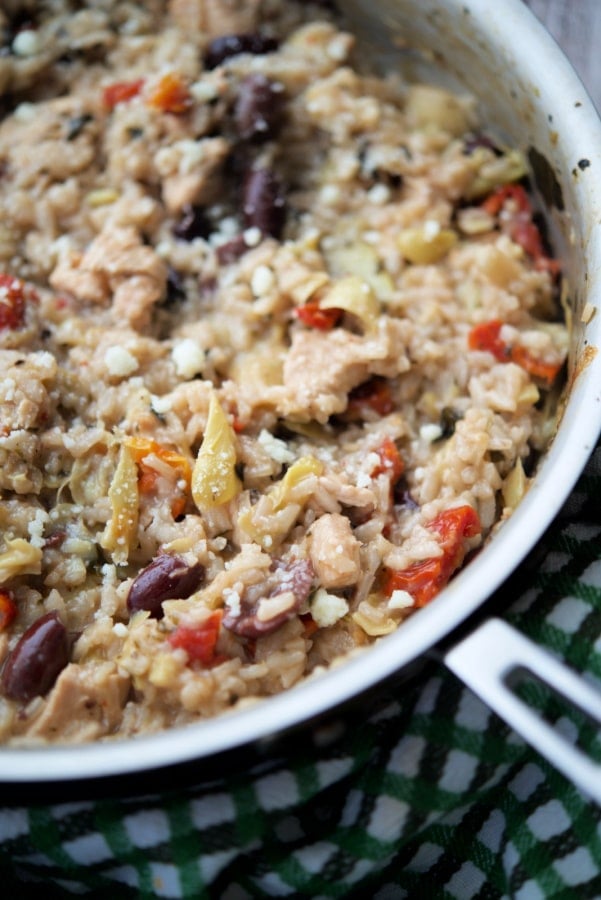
[[104, 346, 139, 376], [172, 339, 204, 379], [311, 589, 349, 628]]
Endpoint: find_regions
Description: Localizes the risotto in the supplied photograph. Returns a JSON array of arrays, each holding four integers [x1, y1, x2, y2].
[[0, 0, 567, 744]]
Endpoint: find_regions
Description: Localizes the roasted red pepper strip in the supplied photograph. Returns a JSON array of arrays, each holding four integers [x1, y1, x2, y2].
[[0, 273, 37, 331], [102, 78, 144, 109], [294, 301, 343, 330], [168, 611, 223, 666], [384, 505, 481, 607], [0, 591, 17, 632], [468, 319, 509, 361], [468, 320, 562, 386], [146, 73, 192, 114], [482, 184, 560, 276], [371, 437, 405, 482]]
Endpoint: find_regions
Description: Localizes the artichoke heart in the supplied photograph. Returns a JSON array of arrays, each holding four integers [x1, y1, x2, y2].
[[192, 393, 241, 510], [100, 443, 139, 566]]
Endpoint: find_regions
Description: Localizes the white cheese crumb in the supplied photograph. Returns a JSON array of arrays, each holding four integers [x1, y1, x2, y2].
[[243, 226, 262, 247], [112, 622, 128, 637], [190, 80, 219, 103], [12, 30, 41, 57], [420, 423, 443, 443], [388, 589, 415, 610], [14, 102, 37, 123], [423, 219, 441, 240], [27, 508, 50, 549], [258, 429, 295, 464], [320, 184, 341, 205], [104, 345, 139, 377], [151, 394, 172, 414], [327, 35, 350, 62], [367, 184, 391, 205], [251, 264, 276, 297], [223, 589, 241, 618], [356, 471, 372, 489], [172, 339, 204, 379], [311, 588, 349, 628]]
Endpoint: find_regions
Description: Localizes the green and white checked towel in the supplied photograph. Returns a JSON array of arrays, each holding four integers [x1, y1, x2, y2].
[[1, 444, 601, 899]]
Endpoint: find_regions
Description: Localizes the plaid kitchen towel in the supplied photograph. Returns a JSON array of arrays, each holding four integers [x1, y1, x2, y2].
[[1, 444, 601, 899]]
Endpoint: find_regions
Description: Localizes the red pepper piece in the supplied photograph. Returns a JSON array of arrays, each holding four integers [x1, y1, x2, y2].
[[468, 320, 561, 386], [510, 345, 562, 386], [168, 611, 224, 666], [481, 184, 560, 276], [384, 505, 481, 607], [0, 273, 37, 331], [294, 301, 343, 330], [0, 591, 17, 632], [102, 78, 144, 109], [371, 437, 405, 482], [147, 73, 192, 114]]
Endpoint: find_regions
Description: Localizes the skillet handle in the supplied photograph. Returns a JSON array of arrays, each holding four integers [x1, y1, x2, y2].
[[443, 618, 601, 804]]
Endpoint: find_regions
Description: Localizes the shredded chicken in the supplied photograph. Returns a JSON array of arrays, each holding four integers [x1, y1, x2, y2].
[[275, 319, 411, 423], [50, 226, 167, 329]]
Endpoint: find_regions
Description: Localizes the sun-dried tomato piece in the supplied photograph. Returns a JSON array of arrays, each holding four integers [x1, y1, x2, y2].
[[294, 301, 343, 330], [0, 591, 17, 632], [468, 320, 562, 386], [168, 611, 223, 666], [0, 273, 37, 331], [147, 73, 192, 114], [102, 78, 144, 109], [384, 505, 481, 607], [371, 437, 405, 482]]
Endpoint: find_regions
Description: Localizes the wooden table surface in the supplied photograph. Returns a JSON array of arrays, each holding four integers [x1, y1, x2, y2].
[[524, 0, 600, 109]]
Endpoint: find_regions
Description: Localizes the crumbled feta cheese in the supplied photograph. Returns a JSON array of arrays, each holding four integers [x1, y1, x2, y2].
[[151, 394, 172, 414], [423, 219, 441, 240], [190, 80, 219, 103], [251, 264, 276, 297], [311, 588, 349, 628], [258, 429, 295, 464], [243, 226, 262, 247], [420, 423, 443, 443], [388, 590, 415, 610], [320, 184, 341, 205], [12, 30, 41, 57], [367, 184, 391, 205], [172, 339, 204, 379], [112, 622, 128, 637], [28, 508, 50, 549], [356, 471, 372, 489], [104, 346, 139, 377], [223, 589, 241, 618], [327, 35, 351, 62], [14, 102, 37, 123]]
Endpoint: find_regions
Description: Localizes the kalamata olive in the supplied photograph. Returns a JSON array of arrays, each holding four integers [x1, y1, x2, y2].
[[204, 33, 279, 70], [127, 554, 205, 619], [243, 168, 286, 238], [1, 611, 69, 703], [172, 204, 211, 241], [216, 234, 249, 265], [234, 74, 285, 142], [223, 559, 314, 638]]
